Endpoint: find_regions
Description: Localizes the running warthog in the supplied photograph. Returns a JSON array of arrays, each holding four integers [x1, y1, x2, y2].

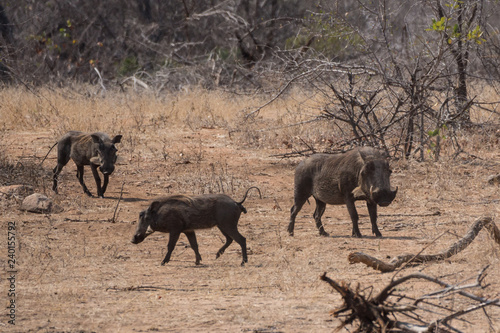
[[51, 131, 122, 198], [131, 187, 261, 266], [288, 147, 397, 238]]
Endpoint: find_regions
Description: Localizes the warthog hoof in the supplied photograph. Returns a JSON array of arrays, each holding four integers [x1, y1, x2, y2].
[[319, 227, 329, 237], [352, 231, 363, 238]]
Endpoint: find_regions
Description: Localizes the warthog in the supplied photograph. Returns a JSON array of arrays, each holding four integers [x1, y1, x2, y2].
[[288, 147, 397, 238], [131, 187, 261, 266], [51, 131, 122, 198]]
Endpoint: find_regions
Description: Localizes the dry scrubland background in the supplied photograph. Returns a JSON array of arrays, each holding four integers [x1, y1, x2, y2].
[[0, 86, 499, 332]]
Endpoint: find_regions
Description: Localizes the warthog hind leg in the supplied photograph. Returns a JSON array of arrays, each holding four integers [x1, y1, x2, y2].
[[218, 226, 247, 266], [184, 231, 202, 265], [288, 196, 308, 236], [313, 197, 329, 236]]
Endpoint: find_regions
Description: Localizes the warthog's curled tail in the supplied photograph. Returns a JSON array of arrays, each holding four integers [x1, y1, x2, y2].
[[237, 186, 262, 213]]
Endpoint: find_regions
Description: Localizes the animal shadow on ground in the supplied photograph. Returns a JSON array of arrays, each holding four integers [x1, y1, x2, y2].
[[112, 196, 149, 202], [323, 234, 416, 241]]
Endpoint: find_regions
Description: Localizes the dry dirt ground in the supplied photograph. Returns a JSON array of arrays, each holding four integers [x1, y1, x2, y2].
[[1, 124, 499, 332]]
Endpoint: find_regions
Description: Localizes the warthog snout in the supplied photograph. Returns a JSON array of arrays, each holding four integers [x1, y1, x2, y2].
[[131, 233, 145, 244], [100, 165, 115, 175], [370, 186, 398, 207], [131, 211, 154, 244]]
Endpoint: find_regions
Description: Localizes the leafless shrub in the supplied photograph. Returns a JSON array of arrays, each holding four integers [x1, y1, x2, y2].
[[321, 266, 499, 333]]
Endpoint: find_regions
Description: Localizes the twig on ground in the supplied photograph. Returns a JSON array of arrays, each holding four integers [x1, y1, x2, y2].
[[111, 182, 125, 223]]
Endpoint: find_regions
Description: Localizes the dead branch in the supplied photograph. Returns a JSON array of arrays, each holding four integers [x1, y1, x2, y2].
[[106, 285, 194, 292], [110, 182, 125, 223], [349, 217, 500, 273], [244, 68, 315, 119], [321, 267, 499, 333]]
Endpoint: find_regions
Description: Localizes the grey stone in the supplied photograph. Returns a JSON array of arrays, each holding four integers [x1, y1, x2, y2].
[[21, 193, 53, 213]]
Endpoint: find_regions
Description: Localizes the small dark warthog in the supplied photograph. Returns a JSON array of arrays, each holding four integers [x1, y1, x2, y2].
[[51, 131, 122, 198], [288, 147, 397, 238], [131, 187, 261, 266]]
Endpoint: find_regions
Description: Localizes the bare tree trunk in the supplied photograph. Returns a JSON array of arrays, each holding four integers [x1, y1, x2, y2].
[[437, 0, 474, 126], [0, 4, 14, 82]]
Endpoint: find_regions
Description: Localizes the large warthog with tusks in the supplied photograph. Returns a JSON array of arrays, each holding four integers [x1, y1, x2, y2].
[[51, 131, 122, 198], [131, 187, 261, 266], [288, 147, 397, 238]]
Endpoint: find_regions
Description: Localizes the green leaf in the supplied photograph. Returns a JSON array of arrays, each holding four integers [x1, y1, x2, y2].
[[428, 129, 440, 137]]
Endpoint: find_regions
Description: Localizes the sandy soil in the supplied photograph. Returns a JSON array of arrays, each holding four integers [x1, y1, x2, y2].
[[0, 127, 499, 332]]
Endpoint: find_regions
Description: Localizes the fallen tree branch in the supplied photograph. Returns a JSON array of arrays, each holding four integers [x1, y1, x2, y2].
[[320, 266, 499, 332], [348, 217, 499, 272]]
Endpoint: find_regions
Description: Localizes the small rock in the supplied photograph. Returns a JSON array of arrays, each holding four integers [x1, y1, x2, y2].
[[21, 193, 53, 213], [0, 185, 34, 200], [487, 174, 500, 185]]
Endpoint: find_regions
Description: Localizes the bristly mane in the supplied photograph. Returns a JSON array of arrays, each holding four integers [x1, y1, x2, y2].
[[158, 195, 195, 206]]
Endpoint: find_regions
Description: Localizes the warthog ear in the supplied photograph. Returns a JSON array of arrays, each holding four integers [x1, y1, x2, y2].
[[91, 134, 103, 144], [365, 160, 375, 171], [112, 135, 122, 144], [90, 156, 101, 165], [360, 160, 375, 176], [149, 201, 162, 212]]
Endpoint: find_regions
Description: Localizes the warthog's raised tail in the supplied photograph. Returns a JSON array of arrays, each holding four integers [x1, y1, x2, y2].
[[237, 186, 262, 214]]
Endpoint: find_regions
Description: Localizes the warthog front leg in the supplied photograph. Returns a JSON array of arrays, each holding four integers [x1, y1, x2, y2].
[[367, 201, 382, 237], [101, 174, 110, 197], [90, 164, 103, 198], [76, 165, 93, 197], [161, 231, 181, 265], [345, 198, 362, 238]]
